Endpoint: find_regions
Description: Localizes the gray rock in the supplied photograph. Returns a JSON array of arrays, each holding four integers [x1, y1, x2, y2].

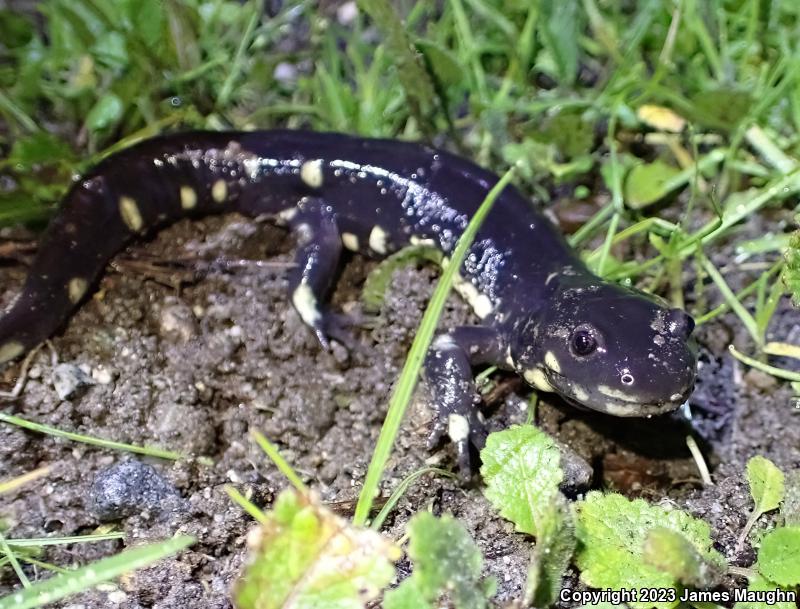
[[555, 440, 594, 494], [90, 459, 184, 521], [52, 363, 95, 400]]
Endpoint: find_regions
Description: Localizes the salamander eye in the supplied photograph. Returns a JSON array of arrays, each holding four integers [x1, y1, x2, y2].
[[571, 330, 597, 357]]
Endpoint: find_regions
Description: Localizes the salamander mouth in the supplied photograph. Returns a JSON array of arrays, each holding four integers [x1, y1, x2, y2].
[[544, 368, 691, 417]]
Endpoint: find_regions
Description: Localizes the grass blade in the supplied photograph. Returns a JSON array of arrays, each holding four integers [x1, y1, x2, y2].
[[0, 413, 182, 461], [0, 536, 195, 609], [353, 165, 516, 526]]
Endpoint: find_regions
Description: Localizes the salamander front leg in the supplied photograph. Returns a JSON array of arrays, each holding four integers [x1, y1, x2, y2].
[[424, 325, 506, 474], [286, 197, 348, 349]]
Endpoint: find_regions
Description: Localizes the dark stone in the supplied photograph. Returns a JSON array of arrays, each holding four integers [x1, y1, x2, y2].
[[90, 459, 184, 521]]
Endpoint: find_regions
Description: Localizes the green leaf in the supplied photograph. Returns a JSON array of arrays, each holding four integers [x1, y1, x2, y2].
[[362, 244, 443, 312], [384, 512, 495, 609], [574, 492, 725, 609], [235, 489, 400, 609], [747, 456, 785, 514], [85, 93, 124, 133], [624, 160, 682, 209], [91, 31, 129, 70], [733, 573, 797, 609], [535, 108, 595, 159], [383, 577, 430, 609], [126, 0, 165, 49], [690, 86, 753, 130], [480, 425, 563, 537], [4, 133, 74, 171], [0, 9, 34, 48], [783, 232, 800, 305], [0, 535, 195, 609], [538, 0, 581, 86], [525, 494, 576, 607], [757, 527, 800, 587], [416, 39, 466, 89], [643, 527, 724, 588]]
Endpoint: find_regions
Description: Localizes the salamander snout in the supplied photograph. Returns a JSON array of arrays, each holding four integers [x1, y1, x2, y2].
[[666, 308, 695, 339], [517, 279, 700, 418]]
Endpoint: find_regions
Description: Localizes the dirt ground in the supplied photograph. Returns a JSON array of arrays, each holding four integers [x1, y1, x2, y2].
[[0, 204, 798, 608]]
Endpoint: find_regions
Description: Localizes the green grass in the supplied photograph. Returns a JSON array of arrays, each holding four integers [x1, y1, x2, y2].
[[3, 0, 800, 605]]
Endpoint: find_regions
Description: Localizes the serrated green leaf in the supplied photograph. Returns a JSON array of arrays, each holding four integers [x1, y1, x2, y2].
[[643, 527, 724, 588], [480, 425, 563, 537], [362, 244, 442, 312], [384, 512, 495, 609], [624, 160, 682, 209], [757, 527, 800, 587], [574, 492, 725, 609], [733, 573, 797, 609], [747, 456, 785, 516], [0, 535, 195, 609], [235, 489, 400, 609], [525, 494, 576, 607], [383, 577, 430, 609]]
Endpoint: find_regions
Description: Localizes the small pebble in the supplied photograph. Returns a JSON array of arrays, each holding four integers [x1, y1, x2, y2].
[[91, 365, 115, 385], [744, 368, 778, 391], [555, 441, 593, 494], [52, 363, 95, 400], [107, 590, 127, 604], [159, 302, 198, 342], [90, 459, 184, 521], [273, 62, 297, 83], [337, 1, 358, 25]]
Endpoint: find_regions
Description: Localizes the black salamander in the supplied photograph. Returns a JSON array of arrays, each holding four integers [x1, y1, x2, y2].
[[0, 130, 697, 470]]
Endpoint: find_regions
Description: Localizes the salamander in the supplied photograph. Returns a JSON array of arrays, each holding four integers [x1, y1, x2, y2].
[[0, 130, 697, 470]]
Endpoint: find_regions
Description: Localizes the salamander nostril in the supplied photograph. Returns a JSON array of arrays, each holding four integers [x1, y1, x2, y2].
[[666, 308, 694, 339]]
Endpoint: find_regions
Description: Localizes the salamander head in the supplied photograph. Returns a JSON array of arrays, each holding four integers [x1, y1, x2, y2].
[[513, 279, 697, 416]]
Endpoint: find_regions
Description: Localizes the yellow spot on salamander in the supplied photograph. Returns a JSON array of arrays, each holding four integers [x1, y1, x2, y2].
[[410, 235, 436, 247], [369, 225, 388, 254], [544, 351, 561, 374], [68, 278, 88, 304], [523, 367, 553, 392], [277, 207, 298, 224], [341, 232, 359, 251], [0, 341, 24, 364], [180, 186, 197, 210], [447, 414, 470, 443], [452, 274, 493, 319], [597, 384, 639, 403], [292, 283, 321, 327], [119, 196, 143, 232], [300, 159, 324, 188], [211, 179, 227, 203], [603, 401, 635, 416], [571, 385, 589, 402]]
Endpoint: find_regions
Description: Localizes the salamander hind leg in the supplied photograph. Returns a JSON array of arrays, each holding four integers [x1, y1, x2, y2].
[[424, 325, 506, 475], [286, 196, 355, 350]]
